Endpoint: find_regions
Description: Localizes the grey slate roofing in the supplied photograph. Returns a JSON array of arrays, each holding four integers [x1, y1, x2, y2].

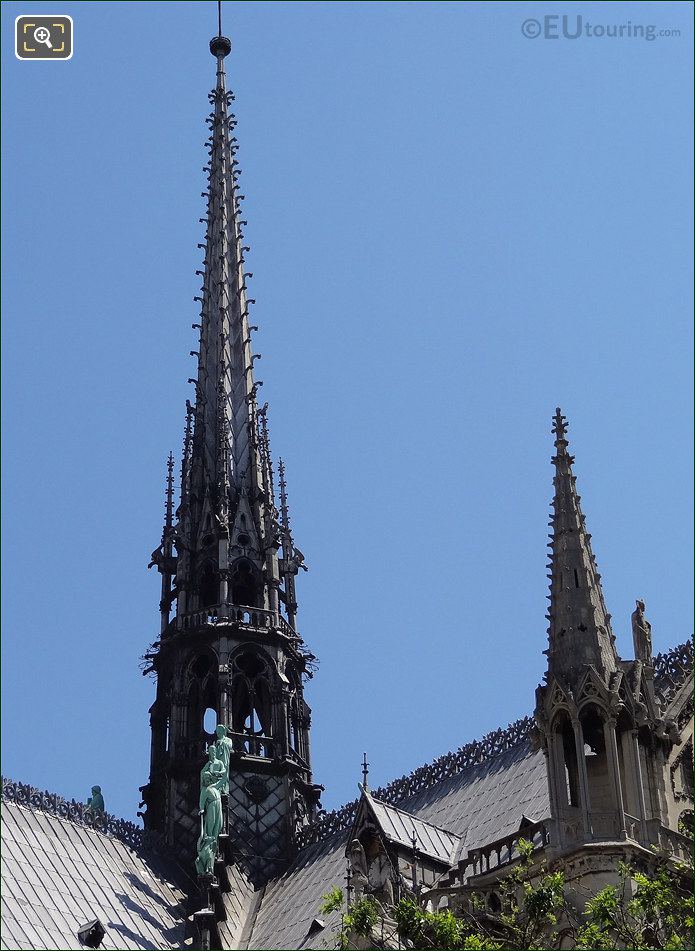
[[246, 738, 548, 950], [1, 640, 690, 950], [0, 739, 544, 951], [363, 791, 462, 864], [396, 739, 548, 862], [1, 802, 190, 951], [217, 863, 256, 950]]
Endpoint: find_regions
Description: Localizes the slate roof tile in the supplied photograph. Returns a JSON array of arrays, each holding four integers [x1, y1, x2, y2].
[[0, 803, 190, 950], [247, 740, 550, 949]]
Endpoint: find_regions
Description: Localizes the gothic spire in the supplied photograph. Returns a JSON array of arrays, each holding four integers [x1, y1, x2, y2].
[[546, 408, 617, 679], [143, 15, 320, 873], [188, 26, 265, 519]]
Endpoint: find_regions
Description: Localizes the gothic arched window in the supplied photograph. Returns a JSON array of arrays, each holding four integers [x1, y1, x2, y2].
[[551, 710, 580, 811], [230, 650, 273, 756], [230, 558, 259, 607], [184, 652, 219, 758], [199, 562, 218, 608]]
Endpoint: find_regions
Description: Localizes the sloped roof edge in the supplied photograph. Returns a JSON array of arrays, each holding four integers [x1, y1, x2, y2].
[[0, 776, 168, 856], [297, 639, 693, 851]]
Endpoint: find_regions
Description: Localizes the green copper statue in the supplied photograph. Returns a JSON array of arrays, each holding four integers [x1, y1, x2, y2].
[[195, 833, 217, 877], [195, 746, 226, 876], [213, 724, 234, 795], [85, 786, 105, 816]]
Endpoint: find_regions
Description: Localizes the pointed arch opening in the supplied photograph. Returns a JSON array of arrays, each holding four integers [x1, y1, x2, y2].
[[230, 649, 273, 757], [203, 706, 217, 734], [182, 651, 219, 760], [580, 703, 610, 814], [199, 562, 218, 608], [186, 680, 201, 739], [230, 558, 260, 608], [551, 711, 580, 813]]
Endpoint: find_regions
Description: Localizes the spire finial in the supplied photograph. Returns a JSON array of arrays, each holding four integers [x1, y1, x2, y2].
[[552, 406, 570, 454], [210, 1, 231, 57], [551, 406, 575, 474], [361, 752, 369, 789]]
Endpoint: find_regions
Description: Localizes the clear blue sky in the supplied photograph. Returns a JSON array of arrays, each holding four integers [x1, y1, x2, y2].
[[2, 1, 693, 823]]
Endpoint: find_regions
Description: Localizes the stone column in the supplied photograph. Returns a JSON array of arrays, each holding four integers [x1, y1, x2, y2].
[[630, 730, 649, 842], [218, 571, 229, 616], [169, 693, 185, 757], [548, 733, 565, 813], [572, 717, 592, 839], [271, 687, 289, 758], [543, 739, 562, 852], [218, 666, 230, 727], [651, 744, 670, 825], [603, 717, 627, 838]]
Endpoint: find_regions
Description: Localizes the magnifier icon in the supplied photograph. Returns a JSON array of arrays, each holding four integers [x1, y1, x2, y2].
[[34, 26, 53, 49]]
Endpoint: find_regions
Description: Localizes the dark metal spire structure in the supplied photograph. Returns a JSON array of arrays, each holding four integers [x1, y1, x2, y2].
[[165, 14, 288, 625], [143, 12, 321, 880], [191, 28, 261, 512], [546, 408, 617, 678]]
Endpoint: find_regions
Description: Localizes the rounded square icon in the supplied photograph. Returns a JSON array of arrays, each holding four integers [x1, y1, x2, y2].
[[15, 15, 73, 60]]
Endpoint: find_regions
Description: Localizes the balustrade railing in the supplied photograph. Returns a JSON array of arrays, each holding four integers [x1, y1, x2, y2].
[[655, 823, 693, 863], [588, 812, 621, 840], [634, 818, 694, 864], [277, 614, 299, 640], [624, 812, 642, 842], [228, 730, 274, 759], [177, 603, 276, 631], [462, 820, 550, 877]]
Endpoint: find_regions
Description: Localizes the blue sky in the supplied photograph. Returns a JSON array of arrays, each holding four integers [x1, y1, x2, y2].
[[2, 0, 693, 823]]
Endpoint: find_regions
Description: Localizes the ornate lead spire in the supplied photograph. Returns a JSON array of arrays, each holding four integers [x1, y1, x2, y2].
[[144, 16, 320, 876], [166, 16, 284, 621], [546, 408, 617, 678], [188, 28, 262, 505]]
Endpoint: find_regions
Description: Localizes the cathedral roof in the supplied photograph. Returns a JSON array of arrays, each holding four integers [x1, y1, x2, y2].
[[361, 789, 463, 864], [2, 633, 691, 951], [0, 791, 191, 950], [248, 736, 549, 950]]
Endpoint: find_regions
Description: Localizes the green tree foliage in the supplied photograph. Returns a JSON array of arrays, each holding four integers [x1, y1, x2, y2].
[[321, 839, 693, 950], [574, 861, 694, 950]]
